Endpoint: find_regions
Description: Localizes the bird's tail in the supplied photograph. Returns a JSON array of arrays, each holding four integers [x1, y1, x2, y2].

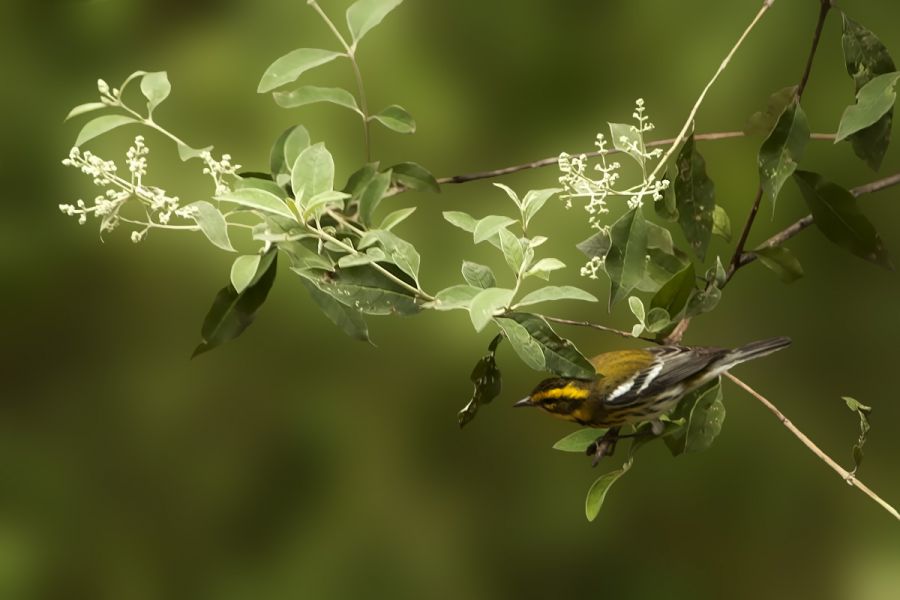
[[725, 336, 792, 366]]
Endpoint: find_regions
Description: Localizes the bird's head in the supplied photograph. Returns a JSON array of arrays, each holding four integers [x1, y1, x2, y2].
[[514, 377, 593, 421]]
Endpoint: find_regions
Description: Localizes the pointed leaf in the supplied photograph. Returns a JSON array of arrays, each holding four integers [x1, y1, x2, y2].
[[443, 211, 477, 233], [299, 278, 370, 342], [273, 85, 360, 112], [650, 262, 695, 317], [364, 229, 421, 282], [75, 115, 138, 147], [758, 97, 809, 211], [497, 228, 526, 274], [514, 286, 597, 308], [270, 125, 308, 177], [525, 258, 566, 280], [683, 379, 725, 453], [744, 86, 798, 136], [458, 335, 502, 428], [553, 429, 607, 453], [605, 207, 649, 308], [185, 201, 235, 252], [428, 285, 483, 311], [216, 188, 294, 220], [585, 460, 632, 522], [346, 0, 404, 45], [473, 215, 516, 244], [65, 102, 107, 121], [379, 207, 416, 230], [835, 71, 900, 142], [468, 288, 514, 332], [140, 71, 171, 112], [675, 135, 715, 259], [370, 104, 416, 134], [303, 265, 420, 316], [230, 255, 261, 294], [794, 170, 892, 269], [712, 205, 732, 242], [502, 312, 594, 378], [522, 188, 560, 228], [495, 317, 545, 371], [358, 170, 392, 227], [291, 143, 334, 203], [461, 261, 496, 289], [609, 122, 644, 165], [258, 48, 344, 93], [389, 162, 440, 193], [302, 190, 350, 220], [753, 246, 804, 283], [576, 230, 611, 259]]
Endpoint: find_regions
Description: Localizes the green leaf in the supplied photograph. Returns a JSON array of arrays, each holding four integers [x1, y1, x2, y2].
[[370, 105, 416, 134], [638, 248, 690, 294], [216, 188, 294, 220], [270, 125, 308, 178], [753, 246, 804, 283], [177, 143, 213, 162], [502, 312, 594, 378], [655, 171, 678, 221], [605, 207, 649, 308], [65, 102, 107, 121], [645, 222, 675, 254], [273, 85, 360, 113], [644, 307, 671, 333], [628, 296, 645, 335], [389, 162, 440, 193], [675, 135, 716, 259], [835, 71, 900, 142], [358, 170, 392, 227], [553, 428, 606, 453], [525, 258, 566, 281], [257, 48, 344, 93], [492, 183, 520, 207], [300, 279, 370, 342], [650, 263, 695, 318], [522, 188, 560, 228], [712, 205, 732, 242], [443, 211, 478, 233], [664, 379, 723, 455], [364, 229, 421, 282], [793, 170, 893, 269], [841, 15, 897, 170], [291, 143, 335, 203], [744, 86, 798, 136], [282, 125, 312, 172], [185, 201, 235, 252], [458, 335, 502, 428], [576, 230, 611, 259], [428, 285, 483, 311], [230, 255, 261, 294], [343, 162, 379, 199], [302, 265, 421, 316], [379, 207, 416, 231], [609, 122, 644, 165], [140, 71, 171, 112], [277, 239, 333, 271], [346, 0, 404, 45], [461, 261, 496, 289], [842, 395, 872, 474], [234, 175, 286, 199], [497, 228, 525, 274], [495, 316, 545, 371], [473, 215, 517, 244], [74, 114, 138, 146], [514, 286, 597, 309], [192, 252, 278, 357], [302, 190, 350, 220], [468, 288, 514, 332], [685, 284, 721, 318], [585, 459, 632, 522]]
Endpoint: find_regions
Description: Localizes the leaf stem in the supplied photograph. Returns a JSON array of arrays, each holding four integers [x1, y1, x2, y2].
[[725, 372, 900, 521], [307, 0, 371, 161]]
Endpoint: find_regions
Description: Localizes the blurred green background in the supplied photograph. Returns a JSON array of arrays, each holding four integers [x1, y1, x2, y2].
[[2, 0, 900, 598]]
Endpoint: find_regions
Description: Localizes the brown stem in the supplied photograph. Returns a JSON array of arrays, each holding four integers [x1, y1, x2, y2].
[[797, 0, 832, 99], [725, 372, 900, 521], [436, 132, 835, 186], [540, 315, 643, 341], [726, 186, 765, 283]]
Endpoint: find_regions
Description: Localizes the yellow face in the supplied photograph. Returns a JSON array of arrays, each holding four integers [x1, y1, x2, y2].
[[526, 378, 593, 423]]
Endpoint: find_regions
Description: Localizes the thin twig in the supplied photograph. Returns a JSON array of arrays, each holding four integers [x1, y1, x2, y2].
[[540, 315, 651, 342], [733, 172, 900, 270], [725, 372, 900, 521]]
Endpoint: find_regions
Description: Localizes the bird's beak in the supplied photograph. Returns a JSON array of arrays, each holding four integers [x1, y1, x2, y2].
[[513, 397, 533, 408]]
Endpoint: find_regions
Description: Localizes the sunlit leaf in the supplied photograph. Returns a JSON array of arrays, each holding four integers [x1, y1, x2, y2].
[[346, 0, 404, 45], [216, 188, 294, 220], [234, 175, 286, 199], [65, 102, 107, 121], [74, 114, 138, 147], [497, 228, 526, 274], [793, 170, 892, 269], [270, 125, 308, 178], [675, 134, 715, 259], [524, 257, 566, 280], [291, 143, 335, 203], [753, 246, 804, 283], [514, 286, 597, 308], [140, 71, 171, 112], [473, 215, 516, 244], [835, 71, 900, 142], [495, 316, 545, 371], [501, 312, 594, 378], [443, 211, 478, 233], [379, 207, 416, 231], [712, 205, 732, 242], [585, 459, 632, 522], [461, 261, 496, 289], [370, 105, 416, 134], [258, 48, 344, 93], [609, 122, 644, 165], [185, 201, 235, 252], [553, 428, 606, 453], [230, 255, 261, 294], [522, 188, 560, 228], [428, 284, 483, 311], [273, 85, 361, 113], [302, 190, 350, 220], [363, 229, 421, 282], [468, 287, 514, 332]]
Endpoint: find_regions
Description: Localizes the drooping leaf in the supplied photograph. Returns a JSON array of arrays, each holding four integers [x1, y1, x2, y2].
[[358, 170, 392, 227], [664, 379, 723, 455], [140, 71, 171, 112], [443, 211, 478, 233], [370, 105, 416, 134], [185, 201, 235, 252], [379, 207, 416, 231], [303, 265, 421, 316], [230, 255, 262, 294], [192, 252, 278, 357], [650, 262, 696, 318], [514, 286, 597, 309], [277, 239, 333, 271], [841, 15, 897, 170], [675, 134, 716, 259], [553, 428, 606, 453], [744, 85, 798, 136], [291, 142, 335, 203], [576, 230, 611, 259], [346, 0, 404, 46], [300, 278, 370, 343], [389, 162, 440, 193], [712, 205, 732, 242], [216, 188, 295, 220], [74, 115, 138, 147], [495, 316, 545, 371], [605, 207, 649, 308], [273, 85, 360, 112], [502, 312, 594, 378], [468, 287, 514, 332], [458, 334, 502, 428], [753, 246, 804, 283], [428, 284, 483, 311], [585, 459, 632, 522], [759, 97, 809, 212], [257, 48, 344, 93], [842, 395, 872, 474], [835, 71, 900, 143], [793, 170, 892, 269], [461, 261, 496, 289]]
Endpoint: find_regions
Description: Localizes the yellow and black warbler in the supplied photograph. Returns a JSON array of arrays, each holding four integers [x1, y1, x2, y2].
[[514, 337, 792, 463]]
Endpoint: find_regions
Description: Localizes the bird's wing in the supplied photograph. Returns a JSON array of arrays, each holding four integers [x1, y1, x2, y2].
[[601, 346, 725, 407]]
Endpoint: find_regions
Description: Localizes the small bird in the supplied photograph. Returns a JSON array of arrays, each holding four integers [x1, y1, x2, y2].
[[514, 337, 792, 464]]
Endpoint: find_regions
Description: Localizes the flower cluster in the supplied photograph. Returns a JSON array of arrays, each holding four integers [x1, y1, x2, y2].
[[201, 151, 241, 196]]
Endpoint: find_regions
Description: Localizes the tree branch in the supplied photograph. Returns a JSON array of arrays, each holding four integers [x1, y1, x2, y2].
[[725, 372, 900, 521], [540, 315, 645, 341]]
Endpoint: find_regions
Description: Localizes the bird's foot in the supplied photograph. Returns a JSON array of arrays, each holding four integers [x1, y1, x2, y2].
[[586, 427, 620, 467]]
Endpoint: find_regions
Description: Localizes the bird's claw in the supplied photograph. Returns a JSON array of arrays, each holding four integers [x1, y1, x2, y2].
[[586, 427, 620, 467]]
